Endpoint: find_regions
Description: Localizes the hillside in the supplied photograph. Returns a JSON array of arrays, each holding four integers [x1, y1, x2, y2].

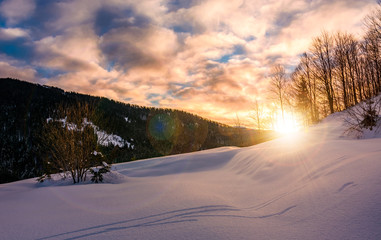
[[0, 109, 380, 239], [0, 78, 275, 183]]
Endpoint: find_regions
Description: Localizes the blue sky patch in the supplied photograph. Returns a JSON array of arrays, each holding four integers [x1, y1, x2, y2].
[[216, 44, 246, 63], [35, 66, 65, 78], [0, 39, 34, 60]]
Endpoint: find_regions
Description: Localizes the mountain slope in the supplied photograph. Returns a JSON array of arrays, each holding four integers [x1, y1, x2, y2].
[[0, 78, 274, 183], [0, 110, 380, 239]]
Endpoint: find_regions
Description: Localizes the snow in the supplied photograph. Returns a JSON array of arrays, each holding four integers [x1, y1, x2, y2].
[[97, 130, 134, 149], [46, 117, 133, 148], [124, 117, 132, 123], [36, 171, 126, 187], [96, 130, 126, 148], [2, 113, 381, 240]]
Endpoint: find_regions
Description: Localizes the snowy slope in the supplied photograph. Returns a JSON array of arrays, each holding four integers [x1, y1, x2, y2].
[[1, 113, 381, 240]]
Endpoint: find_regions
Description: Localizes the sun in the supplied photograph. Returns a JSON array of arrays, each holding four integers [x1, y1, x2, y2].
[[274, 111, 301, 134]]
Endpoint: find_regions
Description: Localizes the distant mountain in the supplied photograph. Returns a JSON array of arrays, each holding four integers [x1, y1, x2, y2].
[[0, 78, 275, 183]]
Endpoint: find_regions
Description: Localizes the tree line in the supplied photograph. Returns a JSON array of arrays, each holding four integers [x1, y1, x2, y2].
[[254, 5, 381, 129]]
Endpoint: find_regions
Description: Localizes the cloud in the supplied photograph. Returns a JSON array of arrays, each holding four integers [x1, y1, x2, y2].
[[100, 24, 179, 71], [0, 27, 29, 40], [94, 6, 150, 36], [0, 0, 36, 25], [0, 61, 37, 82], [0, 0, 378, 126], [33, 25, 100, 72]]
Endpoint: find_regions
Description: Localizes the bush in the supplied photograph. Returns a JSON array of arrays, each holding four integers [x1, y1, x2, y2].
[[360, 99, 379, 130], [36, 174, 51, 183], [345, 97, 381, 136], [41, 102, 104, 183], [90, 162, 111, 183]]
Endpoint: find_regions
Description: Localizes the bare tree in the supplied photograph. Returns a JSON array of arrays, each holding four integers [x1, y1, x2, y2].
[[363, 32, 381, 96], [299, 52, 319, 122], [310, 31, 337, 114], [42, 102, 104, 184], [268, 64, 288, 122], [251, 99, 265, 131], [334, 32, 351, 109], [291, 67, 312, 126], [363, 5, 381, 95], [233, 113, 244, 146]]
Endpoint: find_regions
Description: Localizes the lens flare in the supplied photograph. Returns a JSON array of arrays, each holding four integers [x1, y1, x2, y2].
[[274, 111, 301, 134], [148, 113, 176, 141]]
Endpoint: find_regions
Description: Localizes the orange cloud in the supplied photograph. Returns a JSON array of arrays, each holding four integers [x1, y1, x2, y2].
[[0, 0, 377, 126]]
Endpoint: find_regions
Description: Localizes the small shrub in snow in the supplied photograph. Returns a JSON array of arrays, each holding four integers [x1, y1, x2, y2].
[[90, 162, 111, 183], [345, 97, 381, 137], [359, 100, 378, 130], [36, 174, 51, 183]]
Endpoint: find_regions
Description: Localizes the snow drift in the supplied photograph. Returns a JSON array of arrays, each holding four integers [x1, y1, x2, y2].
[[1, 111, 381, 240]]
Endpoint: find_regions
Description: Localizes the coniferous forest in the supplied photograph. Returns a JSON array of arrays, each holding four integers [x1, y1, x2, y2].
[[0, 78, 275, 183]]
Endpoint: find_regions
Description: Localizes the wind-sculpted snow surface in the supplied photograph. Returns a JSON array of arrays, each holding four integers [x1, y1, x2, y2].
[[1, 114, 381, 239], [114, 147, 241, 177]]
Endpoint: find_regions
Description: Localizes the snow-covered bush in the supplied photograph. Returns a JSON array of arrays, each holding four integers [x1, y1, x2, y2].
[[345, 96, 381, 137], [359, 99, 379, 130], [90, 162, 111, 183]]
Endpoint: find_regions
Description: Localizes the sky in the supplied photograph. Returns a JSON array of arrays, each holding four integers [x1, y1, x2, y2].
[[0, 0, 377, 126]]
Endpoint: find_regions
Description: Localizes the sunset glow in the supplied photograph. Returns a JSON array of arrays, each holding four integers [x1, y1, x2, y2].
[[273, 111, 301, 134], [0, 0, 377, 126]]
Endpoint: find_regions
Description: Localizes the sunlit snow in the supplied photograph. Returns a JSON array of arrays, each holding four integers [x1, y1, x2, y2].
[[2, 113, 381, 240]]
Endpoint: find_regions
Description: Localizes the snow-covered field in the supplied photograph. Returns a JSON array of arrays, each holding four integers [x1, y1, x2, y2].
[[1, 112, 381, 240]]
